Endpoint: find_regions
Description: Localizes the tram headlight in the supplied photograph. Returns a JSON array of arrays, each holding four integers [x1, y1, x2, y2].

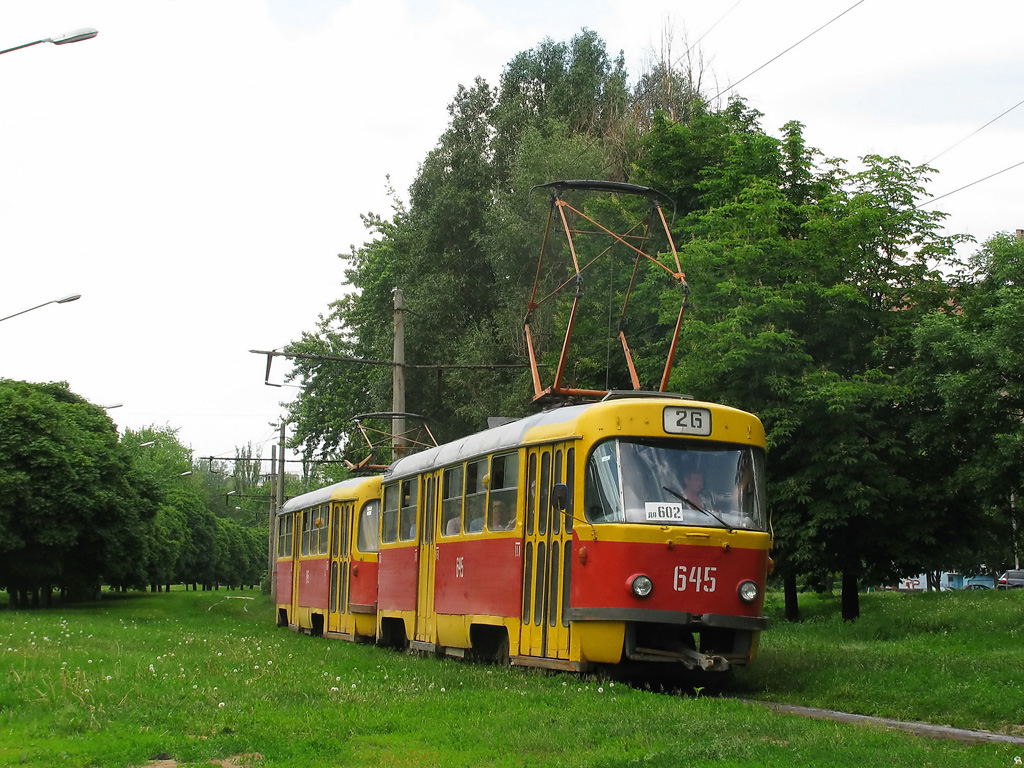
[[737, 580, 760, 604], [630, 574, 654, 598]]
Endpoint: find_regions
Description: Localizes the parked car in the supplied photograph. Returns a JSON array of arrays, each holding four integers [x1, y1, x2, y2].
[[996, 570, 1024, 589]]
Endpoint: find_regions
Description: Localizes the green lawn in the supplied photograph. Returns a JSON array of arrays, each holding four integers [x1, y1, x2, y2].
[[0, 587, 1021, 767]]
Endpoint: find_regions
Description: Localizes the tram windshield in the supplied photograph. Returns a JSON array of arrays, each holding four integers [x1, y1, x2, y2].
[[584, 439, 766, 531]]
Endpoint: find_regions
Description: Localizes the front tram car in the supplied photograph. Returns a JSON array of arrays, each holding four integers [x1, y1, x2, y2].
[[375, 392, 770, 675]]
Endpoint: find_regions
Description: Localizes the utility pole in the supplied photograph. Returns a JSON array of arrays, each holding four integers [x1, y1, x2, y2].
[[392, 288, 406, 460], [268, 444, 277, 601]]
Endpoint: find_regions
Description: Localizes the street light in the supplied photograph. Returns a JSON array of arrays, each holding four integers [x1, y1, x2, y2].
[[0, 294, 81, 324], [0, 28, 98, 56]]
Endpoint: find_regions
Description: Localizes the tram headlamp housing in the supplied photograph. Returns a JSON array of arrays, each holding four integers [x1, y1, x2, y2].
[[738, 580, 760, 604], [630, 574, 654, 598]]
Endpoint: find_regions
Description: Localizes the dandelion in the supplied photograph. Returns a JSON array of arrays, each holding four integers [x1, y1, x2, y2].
[[351, 683, 357, 689], [598, 687, 604, 693], [331, 687, 339, 692], [218, 702, 225, 708]]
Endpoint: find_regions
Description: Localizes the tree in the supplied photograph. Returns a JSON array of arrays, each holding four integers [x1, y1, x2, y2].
[[0, 381, 157, 605], [636, 113, 963, 619], [911, 232, 1024, 571]]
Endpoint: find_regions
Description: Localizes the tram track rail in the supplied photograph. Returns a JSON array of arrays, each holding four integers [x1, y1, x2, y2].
[[744, 700, 1024, 746]]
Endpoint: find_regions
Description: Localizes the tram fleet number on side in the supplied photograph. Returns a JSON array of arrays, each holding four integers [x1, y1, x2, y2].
[[674, 565, 716, 592]]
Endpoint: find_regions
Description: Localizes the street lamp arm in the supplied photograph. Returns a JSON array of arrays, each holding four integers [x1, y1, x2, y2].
[[0, 294, 81, 323], [0, 28, 98, 56]]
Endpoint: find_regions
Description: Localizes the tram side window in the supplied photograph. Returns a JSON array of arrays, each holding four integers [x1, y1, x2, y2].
[[398, 479, 417, 541], [585, 441, 624, 523], [382, 484, 400, 544], [356, 499, 380, 553], [301, 509, 313, 555], [441, 465, 464, 537], [317, 503, 330, 554], [464, 459, 487, 533], [277, 514, 293, 558], [487, 452, 519, 531]]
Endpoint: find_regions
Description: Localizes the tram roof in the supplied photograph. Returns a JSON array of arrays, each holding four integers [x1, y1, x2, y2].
[[278, 475, 378, 516], [386, 400, 601, 480]]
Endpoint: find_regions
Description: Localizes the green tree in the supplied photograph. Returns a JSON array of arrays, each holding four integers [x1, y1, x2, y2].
[[911, 232, 1024, 571], [0, 381, 156, 605], [637, 113, 963, 619]]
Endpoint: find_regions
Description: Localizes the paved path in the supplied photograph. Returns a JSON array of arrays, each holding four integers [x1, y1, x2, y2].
[[751, 700, 1024, 745]]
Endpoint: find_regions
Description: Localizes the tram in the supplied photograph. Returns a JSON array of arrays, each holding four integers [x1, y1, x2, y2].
[[274, 180, 772, 674], [274, 474, 382, 640], [376, 391, 770, 673]]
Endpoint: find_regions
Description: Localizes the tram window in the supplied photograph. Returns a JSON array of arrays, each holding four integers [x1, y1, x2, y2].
[[317, 504, 330, 554], [487, 452, 518, 531], [277, 515, 293, 558], [565, 448, 575, 533], [301, 509, 313, 556], [338, 503, 350, 558], [533, 542, 546, 627], [441, 466, 464, 537], [382, 484, 400, 544], [548, 544, 560, 627], [398, 479, 418, 541], [332, 504, 341, 559], [522, 542, 533, 625], [464, 459, 487, 533], [357, 499, 380, 553], [538, 453, 550, 535], [585, 441, 623, 523], [585, 439, 767, 530], [552, 450, 562, 535], [329, 561, 339, 613], [526, 453, 537, 537]]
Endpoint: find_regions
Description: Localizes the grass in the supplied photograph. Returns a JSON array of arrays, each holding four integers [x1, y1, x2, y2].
[[0, 587, 1020, 767], [737, 588, 1024, 734]]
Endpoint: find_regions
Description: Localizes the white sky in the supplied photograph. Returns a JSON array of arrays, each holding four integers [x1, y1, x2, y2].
[[2, 0, 1022, 462]]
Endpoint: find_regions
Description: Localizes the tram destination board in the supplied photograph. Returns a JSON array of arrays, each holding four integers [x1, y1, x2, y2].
[[662, 405, 712, 436]]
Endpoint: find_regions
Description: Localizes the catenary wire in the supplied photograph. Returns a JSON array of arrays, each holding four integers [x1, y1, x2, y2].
[[924, 95, 1024, 165], [710, 0, 867, 102]]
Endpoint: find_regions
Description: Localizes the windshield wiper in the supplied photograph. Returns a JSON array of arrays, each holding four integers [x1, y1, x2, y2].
[[662, 485, 733, 532]]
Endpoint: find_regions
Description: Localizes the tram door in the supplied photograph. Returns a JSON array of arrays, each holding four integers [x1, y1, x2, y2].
[[415, 474, 439, 643], [290, 510, 303, 620], [328, 501, 354, 635], [521, 444, 574, 660]]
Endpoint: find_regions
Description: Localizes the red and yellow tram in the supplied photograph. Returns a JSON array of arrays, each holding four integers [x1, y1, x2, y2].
[[274, 474, 382, 640], [374, 392, 770, 673]]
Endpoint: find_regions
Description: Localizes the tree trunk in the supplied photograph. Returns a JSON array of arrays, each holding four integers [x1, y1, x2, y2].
[[783, 572, 800, 621], [841, 570, 860, 621]]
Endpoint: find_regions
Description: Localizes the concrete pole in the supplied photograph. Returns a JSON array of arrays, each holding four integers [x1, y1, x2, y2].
[[393, 288, 406, 460], [268, 443, 277, 601]]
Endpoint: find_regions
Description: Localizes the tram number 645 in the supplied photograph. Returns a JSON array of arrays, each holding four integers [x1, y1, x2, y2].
[[674, 565, 717, 592]]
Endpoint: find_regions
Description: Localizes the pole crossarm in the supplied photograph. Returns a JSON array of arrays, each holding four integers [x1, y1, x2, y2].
[[250, 348, 537, 387]]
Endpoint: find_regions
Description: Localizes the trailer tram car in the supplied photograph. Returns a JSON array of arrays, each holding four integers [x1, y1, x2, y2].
[[376, 392, 771, 674], [275, 475, 382, 640]]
